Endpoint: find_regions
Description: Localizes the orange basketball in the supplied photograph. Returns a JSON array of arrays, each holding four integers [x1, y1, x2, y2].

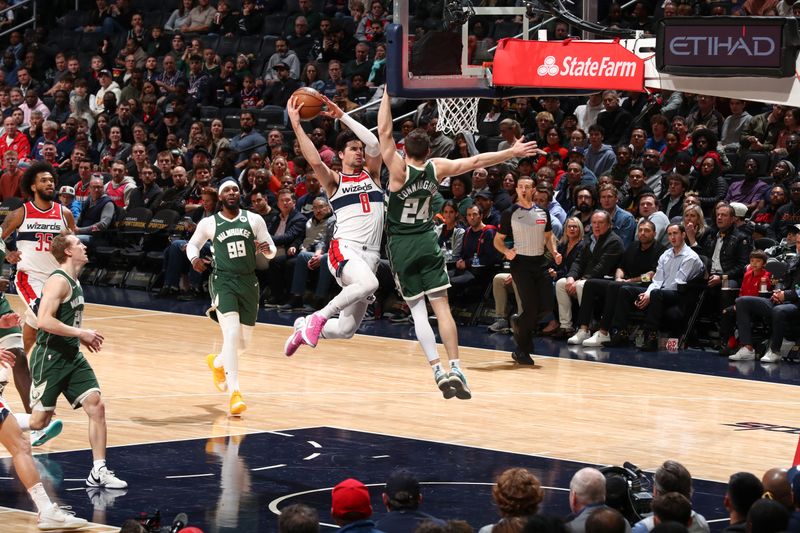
[[292, 87, 326, 120]]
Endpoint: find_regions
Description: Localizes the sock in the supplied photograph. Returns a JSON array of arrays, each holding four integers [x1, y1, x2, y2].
[[431, 363, 443, 375], [28, 482, 52, 513], [449, 359, 461, 370], [217, 313, 241, 393], [93, 459, 106, 472], [213, 354, 223, 368], [14, 413, 30, 431]]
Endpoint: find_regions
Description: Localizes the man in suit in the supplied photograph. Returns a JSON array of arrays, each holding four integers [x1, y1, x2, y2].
[[552, 210, 624, 338]]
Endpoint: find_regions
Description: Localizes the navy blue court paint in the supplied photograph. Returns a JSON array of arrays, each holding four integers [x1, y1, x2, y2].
[[81, 286, 800, 385], [0, 427, 731, 531]]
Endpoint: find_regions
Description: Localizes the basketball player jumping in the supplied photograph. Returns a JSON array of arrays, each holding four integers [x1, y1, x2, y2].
[[1, 161, 75, 446], [377, 90, 540, 398], [187, 180, 275, 415], [284, 94, 384, 355]]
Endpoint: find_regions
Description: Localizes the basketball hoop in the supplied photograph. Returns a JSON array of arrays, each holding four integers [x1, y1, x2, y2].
[[436, 97, 479, 135]]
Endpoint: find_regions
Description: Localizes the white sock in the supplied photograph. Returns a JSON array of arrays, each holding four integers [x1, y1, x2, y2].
[[93, 459, 106, 472], [449, 359, 461, 370], [407, 297, 439, 363], [431, 363, 443, 375], [28, 482, 52, 513], [14, 413, 30, 431]]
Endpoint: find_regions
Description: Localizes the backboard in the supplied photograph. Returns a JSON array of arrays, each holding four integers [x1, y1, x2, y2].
[[387, 0, 596, 99]]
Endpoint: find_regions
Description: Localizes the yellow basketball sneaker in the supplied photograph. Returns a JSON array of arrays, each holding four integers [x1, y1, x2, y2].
[[207, 354, 227, 392], [229, 391, 246, 416]]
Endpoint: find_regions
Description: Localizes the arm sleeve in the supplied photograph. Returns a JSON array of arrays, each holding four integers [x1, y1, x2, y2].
[[498, 208, 513, 240], [339, 112, 380, 157], [186, 216, 215, 262]]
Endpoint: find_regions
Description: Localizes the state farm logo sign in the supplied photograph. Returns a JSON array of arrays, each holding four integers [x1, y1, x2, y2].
[[493, 39, 644, 92], [536, 54, 639, 78]]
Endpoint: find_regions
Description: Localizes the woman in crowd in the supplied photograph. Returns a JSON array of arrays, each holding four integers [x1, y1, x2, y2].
[[165, 0, 194, 33], [478, 468, 544, 533], [683, 203, 708, 250], [99, 125, 131, 169], [691, 154, 728, 214], [301, 62, 325, 93], [436, 201, 465, 264]]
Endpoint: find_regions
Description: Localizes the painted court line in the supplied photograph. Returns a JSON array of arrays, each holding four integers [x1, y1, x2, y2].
[[165, 473, 215, 479], [251, 464, 287, 472]]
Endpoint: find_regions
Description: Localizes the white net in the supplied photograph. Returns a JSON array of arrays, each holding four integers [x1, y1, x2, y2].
[[436, 97, 480, 135]]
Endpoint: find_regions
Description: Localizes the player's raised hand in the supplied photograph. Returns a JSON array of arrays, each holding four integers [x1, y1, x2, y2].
[[510, 138, 540, 159], [0, 348, 15, 367], [0, 312, 20, 329], [287, 96, 303, 126], [79, 329, 104, 352], [319, 94, 344, 120]]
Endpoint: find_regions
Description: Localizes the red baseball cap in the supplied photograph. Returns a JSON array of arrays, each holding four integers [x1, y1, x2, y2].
[[331, 478, 372, 520]]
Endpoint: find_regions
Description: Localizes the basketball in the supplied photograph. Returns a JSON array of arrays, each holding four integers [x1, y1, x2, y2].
[[291, 88, 326, 120]]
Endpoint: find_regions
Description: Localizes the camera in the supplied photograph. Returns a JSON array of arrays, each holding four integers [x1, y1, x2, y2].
[[600, 462, 653, 524]]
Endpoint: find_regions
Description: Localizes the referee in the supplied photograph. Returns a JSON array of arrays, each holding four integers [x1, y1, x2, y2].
[[494, 178, 562, 365]]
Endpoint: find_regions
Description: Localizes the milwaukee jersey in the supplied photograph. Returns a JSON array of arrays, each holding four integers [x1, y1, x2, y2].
[[328, 170, 384, 249], [17, 202, 68, 276]]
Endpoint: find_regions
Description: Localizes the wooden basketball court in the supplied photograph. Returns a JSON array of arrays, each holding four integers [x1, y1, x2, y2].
[[1, 296, 798, 531]]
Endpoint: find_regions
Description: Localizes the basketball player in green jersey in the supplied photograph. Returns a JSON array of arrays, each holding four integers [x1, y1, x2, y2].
[[378, 90, 539, 398], [186, 180, 275, 416], [28, 232, 127, 489]]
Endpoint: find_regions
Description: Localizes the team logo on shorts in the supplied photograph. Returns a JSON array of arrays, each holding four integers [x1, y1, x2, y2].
[[30, 382, 46, 404]]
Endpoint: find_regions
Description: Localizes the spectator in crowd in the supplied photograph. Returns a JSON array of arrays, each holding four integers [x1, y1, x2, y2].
[[479, 468, 544, 533], [330, 478, 381, 532], [618, 166, 653, 217], [375, 469, 446, 533], [575, 93, 603, 132], [19, 90, 48, 126], [731, 230, 800, 362], [569, 220, 664, 346], [287, 0, 322, 34], [754, 185, 787, 234], [570, 185, 597, 233], [761, 468, 793, 512], [295, 171, 326, 219], [264, 38, 301, 85], [641, 149, 666, 197], [280, 196, 334, 311], [58, 185, 82, 220], [701, 202, 751, 292], [90, 70, 121, 116], [646, 114, 670, 153], [76, 175, 116, 246], [128, 164, 163, 210], [691, 154, 727, 215], [181, 0, 216, 34], [105, 159, 136, 208], [229, 111, 266, 167], [596, 91, 632, 146], [584, 125, 617, 178], [746, 499, 790, 533], [264, 189, 306, 307], [208, 0, 237, 36], [739, 104, 784, 155], [157, 165, 190, 213], [260, 62, 302, 108], [598, 184, 636, 246], [637, 193, 670, 244], [773, 181, 800, 240], [605, 224, 705, 350], [475, 191, 501, 228], [726, 157, 770, 216], [686, 95, 724, 137], [449, 204, 500, 290], [556, 161, 595, 214], [631, 461, 709, 533], [720, 99, 751, 151], [722, 472, 764, 532], [356, 0, 390, 42], [0, 150, 21, 199], [279, 503, 320, 533], [567, 468, 628, 533], [660, 173, 688, 221], [553, 209, 624, 339], [0, 115, 29, 162]]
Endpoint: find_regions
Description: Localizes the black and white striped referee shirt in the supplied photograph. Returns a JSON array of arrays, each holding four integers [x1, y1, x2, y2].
[[498, 204, 552, 257]]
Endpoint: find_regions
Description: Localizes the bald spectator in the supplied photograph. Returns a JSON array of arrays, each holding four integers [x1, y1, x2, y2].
[[156, 165, 190, 214], [761, 468, 793, 511], [567, 468, 631, 533], [343, 43, 372, 80]]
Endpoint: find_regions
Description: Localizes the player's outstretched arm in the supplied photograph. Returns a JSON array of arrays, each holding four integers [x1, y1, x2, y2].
[[431, 137, 540, 182], [321, 94, 382, 179], [377, 89, 406, 189], [287, 96, 339, 190]]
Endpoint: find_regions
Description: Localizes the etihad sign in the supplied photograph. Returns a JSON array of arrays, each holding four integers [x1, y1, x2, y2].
[[493, 39, 645, 92]]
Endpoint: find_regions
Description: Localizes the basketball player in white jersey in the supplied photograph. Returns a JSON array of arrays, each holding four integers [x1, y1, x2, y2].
[[284, 94, 383, 355], [1, 161, 75, 445]]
